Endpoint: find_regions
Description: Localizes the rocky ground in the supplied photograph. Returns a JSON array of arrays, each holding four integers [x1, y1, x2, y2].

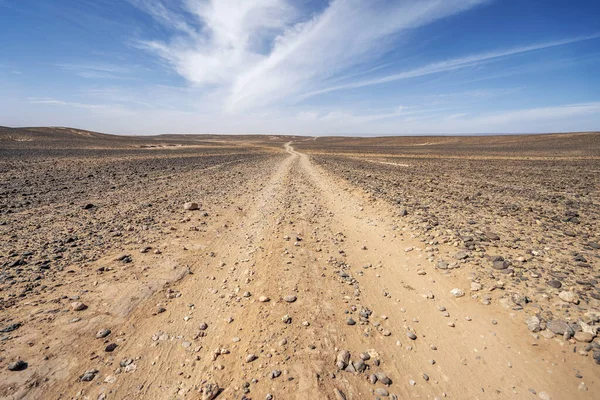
[[1, 128, 599, 399]]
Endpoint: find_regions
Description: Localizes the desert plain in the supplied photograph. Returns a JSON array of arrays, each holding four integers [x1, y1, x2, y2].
[[1, 126, 600, 399]]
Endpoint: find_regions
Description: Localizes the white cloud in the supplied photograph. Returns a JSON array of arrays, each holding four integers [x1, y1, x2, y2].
[[303, 33, 600, 99], [135, 0, 489, 112]]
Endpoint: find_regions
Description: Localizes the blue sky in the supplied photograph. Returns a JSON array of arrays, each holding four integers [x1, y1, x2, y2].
[[0, 0, 599, 135]]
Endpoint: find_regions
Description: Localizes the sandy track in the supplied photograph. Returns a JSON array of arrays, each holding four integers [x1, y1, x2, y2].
[[3, 143, 598, 399]]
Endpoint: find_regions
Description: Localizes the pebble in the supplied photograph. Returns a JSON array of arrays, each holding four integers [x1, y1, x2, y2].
[[246, 354, 258, 363], [105, 343, 118, 352], [183, 202, 199, 211], [558, 291, 579, 304], [8, 360, 27, 371], [259, 296, 270, 302], [283, 295, 297, 303], [346, 317, 356, 326], [71, 302, 88, 311], [376, 372, 391, 385], [80, 369, 98, 382], [96, 328, 111, 339], [375, 388, 389, 396], [450, 288, 464, 298], [407, 331, 417, 340]]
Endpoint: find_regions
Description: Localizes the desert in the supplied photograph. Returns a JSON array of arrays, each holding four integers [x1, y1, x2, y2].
[[1, 127, 599, 399]]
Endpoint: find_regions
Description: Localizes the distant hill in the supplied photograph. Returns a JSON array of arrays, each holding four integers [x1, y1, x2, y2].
[[1, 126, 598, 157], [295, 132, 600, 158]]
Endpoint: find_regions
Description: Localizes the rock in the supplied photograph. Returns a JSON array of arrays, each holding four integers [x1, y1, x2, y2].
[[450, 288, 465, 298], [353, 359, 366, 373], [593, 351, 600, 365], [574, 332, 594, 343], [454, 251, 468, 260], [105, 343, 118, 352], [96, 328, 111, 339], [436, 261, 449, 270], [546, 319, 574, 335], [259, 296, 270, 302], [269, 369, 282, 379], [71, 302, 87, 311], [470, 282, 482, 291], [199, 322, 208, 330], [336, 350, 350, 370], [375, 388, 389, 396], [283, 295, 297, 303], [368, 374, 378, 384], [558, 291, 579, 304], [492, 260, 509, 270], [485, 232, 500, 240], [346, 317, 356, 326], [547, 280, 562, 289], [282, 314, 292, 324], [83, 203, 95, 210], [202, 382, 220, 400], [80, 369, 98, 382], [184, 202, 199, 211], [8, 360, 27, 371], [538, 392, 551, 400], [0, 323, 22, 333], [526, 316, 541, 332], [376, 372, 392, 385], [407, 331, 417, 340], [246, 354, 258, 363]]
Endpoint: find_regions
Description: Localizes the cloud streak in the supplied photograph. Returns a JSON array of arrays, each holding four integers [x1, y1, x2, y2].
[[301, 33, 600, 99], [135, 0, 490, 112]]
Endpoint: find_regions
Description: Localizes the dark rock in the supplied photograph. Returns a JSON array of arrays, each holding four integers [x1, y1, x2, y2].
[[547, 280, 562, 289], [8, 360, 28, 371], [546, 319, 574, 335], [0, 323, 22, 333]]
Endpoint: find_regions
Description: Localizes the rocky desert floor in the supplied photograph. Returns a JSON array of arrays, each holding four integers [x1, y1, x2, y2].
[[1, 127, 600, 400]]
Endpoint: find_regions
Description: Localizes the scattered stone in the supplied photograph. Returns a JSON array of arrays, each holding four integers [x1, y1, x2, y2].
[[71, 302, 87, 311], [546, 320, 574, 335], [454, 251, 468, 260], [202, 382, 220, 400], [105, 343, 118, 352], [407, 331, 417, 340], [80, 369, 98, 382], [376, 372, 392, 385], [246, 354, 258, 363], [526, 316, 541, 332], [8, 360, 27, 371], [346, 317, 356, 326], [558, 291, 579, 304], [492, 260, 509, 270], [547, 280, 562, 289], [283, 295, 297, 303], [184, 202, 199, 211], [96, 328, 111, 339], [450, 288, 464, 298], [336, 350, 350, 370], [375, 388, 389, 396], [0, 323, 22, 333], [574, 332, 594, 343], [259, 296, 270, 302]]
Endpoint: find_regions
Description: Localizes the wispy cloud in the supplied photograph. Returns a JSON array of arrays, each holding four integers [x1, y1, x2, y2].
[[56, 62, 132, 79], [302, 33, 600, 99], [135, 0, 490, 112], [28, 97, 110, 110]]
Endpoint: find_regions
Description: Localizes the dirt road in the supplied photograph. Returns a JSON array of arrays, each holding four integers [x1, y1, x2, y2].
[[2, 142, 598, 399]]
